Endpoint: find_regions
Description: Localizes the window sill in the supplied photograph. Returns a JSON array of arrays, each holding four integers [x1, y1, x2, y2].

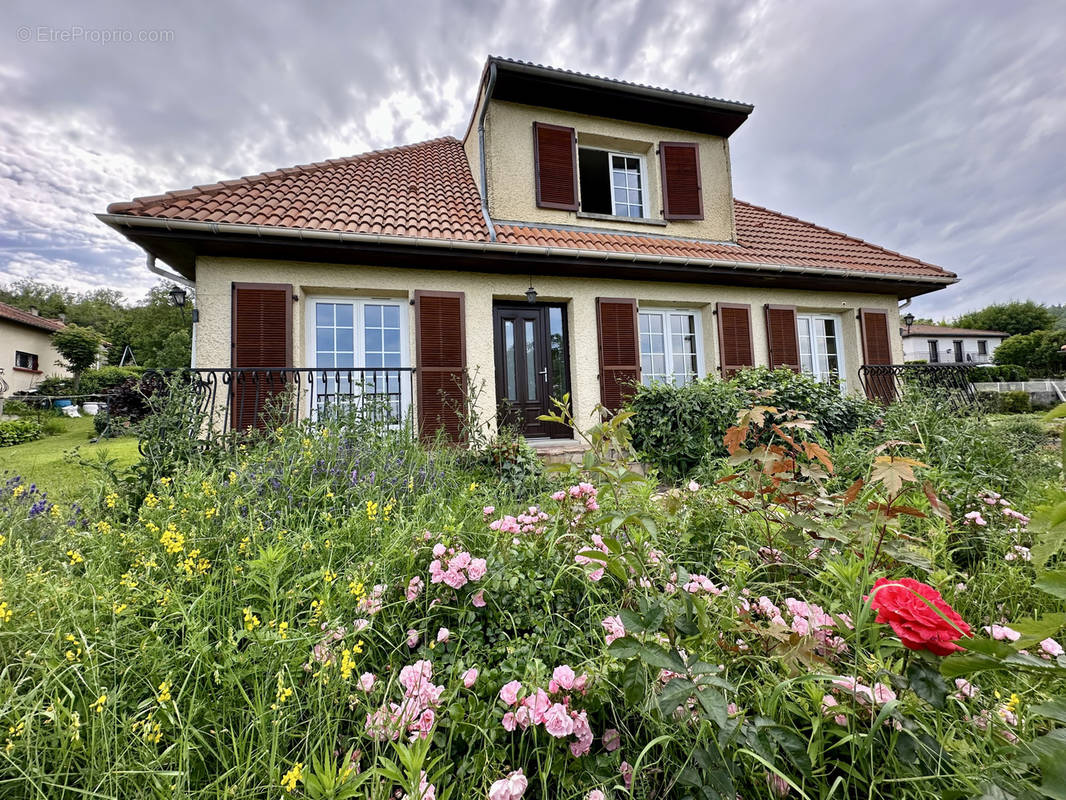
[[576, 212, 667, 227], [12, 367, 42, 374]]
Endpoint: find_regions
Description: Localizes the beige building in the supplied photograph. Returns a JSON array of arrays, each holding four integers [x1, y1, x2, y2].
[[0, 302, 68, 396], [99, 56, 957, 442]]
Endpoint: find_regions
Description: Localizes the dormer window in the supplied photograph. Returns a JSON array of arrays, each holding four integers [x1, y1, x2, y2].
[[577, 148, 647, 218]]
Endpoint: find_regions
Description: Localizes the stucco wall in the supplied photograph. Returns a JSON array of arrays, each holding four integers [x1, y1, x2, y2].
[[0, 320, 69, 395], [903, 334, 1004, 364], [467, 98, 736, 242], [195, 256, 904, 434]]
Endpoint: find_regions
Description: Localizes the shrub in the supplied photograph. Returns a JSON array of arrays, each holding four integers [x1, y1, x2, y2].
[[994, 329, 1066, 377], [33, 375, 73, 396], [0, 399, 32, 416], [629, 368, 878, 480], [0, 418, 42, 447], [51, 324, 103, 391], [972, 364, 1029, 382], [999, 390, 1032, 414], [77, 366, 144, 395], [464, 427, 547, 496]]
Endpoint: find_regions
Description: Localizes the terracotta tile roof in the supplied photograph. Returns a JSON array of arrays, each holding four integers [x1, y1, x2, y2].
[[902, 324, 1008, 337], [0, 301, 65, 332], [495, 203, 953, 279], [106, 137, 954, 282], [108, 137, 489, 242]]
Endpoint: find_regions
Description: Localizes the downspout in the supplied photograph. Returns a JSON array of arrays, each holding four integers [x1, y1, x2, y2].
[[896, 297, 913, 365], [146, 254, 197, 367], [477, 62, 498, 242]]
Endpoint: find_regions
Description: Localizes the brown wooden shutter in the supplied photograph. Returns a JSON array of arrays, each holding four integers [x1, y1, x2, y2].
[[716, 303, 754, 378], [659, 142, 703, 220], [596, 298, 640, 413], [231, 282, 292, 430], [765, 304, 800, 372], [415, 290, 466, 442], [533, 122, 578, 210], [859, 308, 895, 401]]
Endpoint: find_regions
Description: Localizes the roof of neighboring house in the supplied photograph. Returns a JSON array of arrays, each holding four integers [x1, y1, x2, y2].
[[902, 324, 1008, 338], [0, 301, 65, 333], [105, 137, 956, 283]]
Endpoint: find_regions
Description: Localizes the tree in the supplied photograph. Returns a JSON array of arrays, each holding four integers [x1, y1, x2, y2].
[[953, 301, 1057, 337], [105, 285, 193, 368], [993, 329, 1066, 377], [1048, 304, 1066, 330], [52, 325, 103, 392]]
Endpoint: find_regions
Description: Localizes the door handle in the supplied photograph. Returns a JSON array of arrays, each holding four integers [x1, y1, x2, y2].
[[539, 368, 549, 381]]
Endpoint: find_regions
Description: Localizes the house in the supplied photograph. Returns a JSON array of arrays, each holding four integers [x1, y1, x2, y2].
[[98, 56, 958, 442], [901, 324, 1007, 364], [0, 301, 69, 394]]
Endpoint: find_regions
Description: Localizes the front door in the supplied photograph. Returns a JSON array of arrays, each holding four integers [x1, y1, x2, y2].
[[493, 303, 570, 438]]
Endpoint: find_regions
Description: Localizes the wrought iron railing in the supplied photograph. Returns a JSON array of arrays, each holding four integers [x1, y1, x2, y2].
[[857, 363, 977, 406], [139, 367, 416, 437]]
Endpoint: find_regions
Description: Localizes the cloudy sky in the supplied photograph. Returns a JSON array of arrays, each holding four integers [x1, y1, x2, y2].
[[1, 0, 1063, 318]]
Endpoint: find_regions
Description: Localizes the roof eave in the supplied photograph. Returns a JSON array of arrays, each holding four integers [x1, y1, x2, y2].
[[97, 212, 957, 298]]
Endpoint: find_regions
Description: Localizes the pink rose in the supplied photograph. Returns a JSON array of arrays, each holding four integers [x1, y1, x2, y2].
[[432, 543, 446, 558], [552, 665, 576, 691], [688, 480, 700, 492], [467, 557, 488, 582], [483, 506, 495, 515], [406, 576, 424, 602], [414, 708, 435, 739], [542, 703, 574, 738], [462, 667, 478, 688], [602, 727, 620, 752], [436, 627, 450, 644], [472, 590, 487, 608], [587, 792, 606, 800], [488, 769, 527, 800], [1041, 638, 1065, 657], [499, 680, 522, 706], [406, 629, 420, 648], [602, 615, 626, 646], [501, 711, 517, 731], [525, 688, 551, 724], [358, 672, 376, 692], [442, 568, 468, 589]]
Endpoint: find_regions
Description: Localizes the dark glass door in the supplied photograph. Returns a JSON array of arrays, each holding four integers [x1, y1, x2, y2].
[[493, 303, 570, 438]]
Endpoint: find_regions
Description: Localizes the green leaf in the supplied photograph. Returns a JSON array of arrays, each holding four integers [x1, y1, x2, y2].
[[622, 659, 645, 705], [642, 603, 666, 633], [1031, 699, 1066, 725], [607, 636, 641, 660], [696, 686, 729, 729], [659, 677, 696, 715], [940, 652, 1002, 678], [620, 609, 646, 634], [766, 725, 813, 778], [907, 659, 948, 708], [1037, 571, 1066, 602], [1032, 501, 1066, 570], [639, 643, 687, 674]]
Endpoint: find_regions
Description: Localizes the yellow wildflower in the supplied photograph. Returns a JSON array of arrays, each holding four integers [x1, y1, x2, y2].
[[144, 492, 159, 508], [160, 524, 184, 554], [281, 762, 304, 793], [0, 533, 6, 547], [156, 680, 172, 704], [105, 492, 118, 508], [90, 695, 107, 714], [0, 602, 12, 624], [93, 520, 112, 535], [242, 607, 261, 632], [204, 507, 218, 519], [468, 482, 478, 493], [309, 599, 324, 622], [67, 550, 84, 565], [277, 621, 289, 639], [271, 680, 294, 711], [49, 504, 61, 519], [239, 536, 251, 554], [324, 570, 337, 584], [348, 580, 365, 599], [120, 572, 139, 590], [383, 498, 395, 521], [159, 476, 171, 486], [12, 485, 24, 498], [339, 648, 356, 680], [366, 500, 379, 520], [112, 602, 128, 615]]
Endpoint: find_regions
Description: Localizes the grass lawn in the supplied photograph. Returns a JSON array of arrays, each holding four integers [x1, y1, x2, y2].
[[0, 415, 140, 501]]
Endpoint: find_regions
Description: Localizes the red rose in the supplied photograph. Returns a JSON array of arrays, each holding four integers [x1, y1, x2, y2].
[[867, 577, 971, 656]]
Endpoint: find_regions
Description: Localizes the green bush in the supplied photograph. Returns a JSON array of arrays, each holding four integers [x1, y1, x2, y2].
[[994, 329, 1066, 377], [0, 418, 43, 447], [629, 368, 878, 481], [78, 366, 144, 395], [972, 364, 1029, 382], [999, 390, 1033, 414], [33, 375, 72, 396], [0, 399, 32, 416]]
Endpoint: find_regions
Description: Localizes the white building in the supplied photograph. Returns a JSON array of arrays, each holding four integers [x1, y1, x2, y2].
[[901, 324, 1008, 364]]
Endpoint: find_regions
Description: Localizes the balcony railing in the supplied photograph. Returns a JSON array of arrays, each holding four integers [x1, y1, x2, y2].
[[858, 363, 977, 406], [142, 367, 416, 437]]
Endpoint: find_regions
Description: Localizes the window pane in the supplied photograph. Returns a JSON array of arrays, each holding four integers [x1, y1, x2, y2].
[[365, 304, 381, 327], [336, 328, 353, 352], [335, 303, 353, 328], [336, 352, 355, 368], [548, 306, 566, 396], [524, 319, 537, 400], [365, 328, 382, 353], [504, 320, 516, 401], [317, 303, 333, 326], [382, 305, 399, 327], [316, 327, 333, 353], [383, 328, 401, 353]]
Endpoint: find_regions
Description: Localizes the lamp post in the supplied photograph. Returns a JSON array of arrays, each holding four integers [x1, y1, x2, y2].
[[903, 312, 915, 334]]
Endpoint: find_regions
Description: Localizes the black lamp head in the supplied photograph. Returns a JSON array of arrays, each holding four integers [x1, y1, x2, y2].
[[525, 285, 537, 304], [168, 285, 188, 309]]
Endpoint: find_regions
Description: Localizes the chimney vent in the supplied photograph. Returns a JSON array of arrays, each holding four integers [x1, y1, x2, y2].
[[29, 306, 39, 316]]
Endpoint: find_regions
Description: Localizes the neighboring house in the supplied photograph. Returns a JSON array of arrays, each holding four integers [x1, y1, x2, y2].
[[901, 324, 1007, 364], [0, 301, 68, 394], [99, 56, 958, 441]]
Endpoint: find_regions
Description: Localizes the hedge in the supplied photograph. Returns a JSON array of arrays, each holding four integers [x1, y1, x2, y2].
[[0, 419, 43, 447]]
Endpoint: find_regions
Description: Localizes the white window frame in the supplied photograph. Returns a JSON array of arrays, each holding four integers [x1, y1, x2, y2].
[[577, 145, 649, 219], [797, 313, 846, 388], [637, 307, 705, 386], [305, 296, 411, 422]]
